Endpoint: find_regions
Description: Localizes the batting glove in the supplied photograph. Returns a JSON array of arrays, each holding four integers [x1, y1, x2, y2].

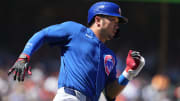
[[8, 53, 32, 82], [118, 50, 145, 85]]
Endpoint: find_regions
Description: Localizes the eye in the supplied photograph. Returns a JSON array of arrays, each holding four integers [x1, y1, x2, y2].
[[107, 17, 119, 23], [113, 18, 119, 23]]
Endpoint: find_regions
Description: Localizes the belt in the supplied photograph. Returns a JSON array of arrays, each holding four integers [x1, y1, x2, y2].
[[64, 87, 76, 96], [64, 87, 91, 101]]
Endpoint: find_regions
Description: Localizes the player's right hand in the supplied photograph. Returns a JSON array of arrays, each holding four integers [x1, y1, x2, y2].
[[8, 53, 32, 82]]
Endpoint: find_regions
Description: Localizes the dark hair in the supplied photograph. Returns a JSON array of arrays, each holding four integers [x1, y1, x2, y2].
[[87, 14, 109, 27]]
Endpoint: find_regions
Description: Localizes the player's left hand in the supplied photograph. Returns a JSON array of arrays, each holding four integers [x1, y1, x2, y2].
[[8, 53, 32, 82], [123, 50, 145, 80]]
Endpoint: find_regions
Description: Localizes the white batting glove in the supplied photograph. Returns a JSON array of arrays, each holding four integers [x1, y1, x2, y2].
[[123, 50, 145, 80], [118, 50, 145, 85]]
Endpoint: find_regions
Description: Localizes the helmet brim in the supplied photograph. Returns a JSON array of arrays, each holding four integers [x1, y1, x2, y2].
[[98, 13, 128, 24], [118, 16, 128, 24], [110, 13, 128, 24]]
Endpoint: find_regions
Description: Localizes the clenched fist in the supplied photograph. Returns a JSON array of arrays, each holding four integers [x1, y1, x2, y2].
[[123, 50, 145, 80]]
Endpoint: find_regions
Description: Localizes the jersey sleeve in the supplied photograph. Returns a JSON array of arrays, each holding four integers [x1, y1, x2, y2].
[[22, 21, 73, 56]]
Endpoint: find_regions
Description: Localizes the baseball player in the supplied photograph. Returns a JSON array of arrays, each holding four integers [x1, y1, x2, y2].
[[8, 1, 145, 101]]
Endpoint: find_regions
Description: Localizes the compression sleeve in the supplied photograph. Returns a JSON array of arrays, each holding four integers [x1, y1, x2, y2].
[[22, 21, 72, 56]]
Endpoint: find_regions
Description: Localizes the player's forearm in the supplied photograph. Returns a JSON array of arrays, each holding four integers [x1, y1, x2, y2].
[[106, 50, 145, 100], [105, 79, 126, 99]]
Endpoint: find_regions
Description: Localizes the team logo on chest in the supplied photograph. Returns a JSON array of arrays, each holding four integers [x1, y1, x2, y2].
[[104, 55, 115, 76]]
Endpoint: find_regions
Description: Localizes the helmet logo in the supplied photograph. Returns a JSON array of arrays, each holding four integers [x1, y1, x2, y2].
[[119, 8, 121, 15]]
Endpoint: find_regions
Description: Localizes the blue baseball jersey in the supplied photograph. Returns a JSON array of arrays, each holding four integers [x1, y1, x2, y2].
[[22, 21, 117, 101]]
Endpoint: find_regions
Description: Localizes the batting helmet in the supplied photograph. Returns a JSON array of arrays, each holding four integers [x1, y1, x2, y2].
[[88, 1, 128, 25]]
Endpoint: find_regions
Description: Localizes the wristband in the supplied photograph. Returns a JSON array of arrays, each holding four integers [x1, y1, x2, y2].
[[19, 53, 30, 61], [118, 74, 129, 85]]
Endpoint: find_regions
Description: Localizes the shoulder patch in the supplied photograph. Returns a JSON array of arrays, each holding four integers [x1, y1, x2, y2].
[[104, 55, 115, 76]]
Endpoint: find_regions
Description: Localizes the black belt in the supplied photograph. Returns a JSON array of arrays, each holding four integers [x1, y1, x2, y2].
[[64, 87, 91, 101]]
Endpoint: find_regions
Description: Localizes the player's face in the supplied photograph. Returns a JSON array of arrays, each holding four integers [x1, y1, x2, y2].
[[100, 16, 119, 40]]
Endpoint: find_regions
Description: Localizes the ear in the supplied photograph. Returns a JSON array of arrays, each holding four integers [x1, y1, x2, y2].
[[94, 16, 101, 27]]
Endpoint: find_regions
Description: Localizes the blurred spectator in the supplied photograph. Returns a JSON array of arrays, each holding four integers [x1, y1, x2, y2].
[[116, 77, 147, 101], [0, 69, 9, 96], [8, 84, 26, 101], [142, 74, 171, 101], [174, 86, 180, 101], [44, 76, 58, 93]]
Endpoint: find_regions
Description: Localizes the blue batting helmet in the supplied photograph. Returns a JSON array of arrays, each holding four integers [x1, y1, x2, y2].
[[88, 1, 128, 25]]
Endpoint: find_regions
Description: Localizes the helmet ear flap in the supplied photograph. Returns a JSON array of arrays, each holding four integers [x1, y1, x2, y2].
[[87, 14, 108, 27], [87, 17, 95, 27]]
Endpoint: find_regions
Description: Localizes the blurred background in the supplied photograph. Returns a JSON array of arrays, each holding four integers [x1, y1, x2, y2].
[[0, 0, 180, 101]]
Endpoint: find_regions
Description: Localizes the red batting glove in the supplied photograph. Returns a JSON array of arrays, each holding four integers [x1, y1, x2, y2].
[[8, 53, 32, 82], [122, 50, 145, 80]]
